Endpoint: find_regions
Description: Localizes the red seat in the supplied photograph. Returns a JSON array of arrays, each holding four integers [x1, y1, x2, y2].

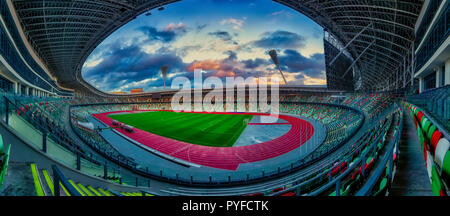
[[280, 192, 296, 196], [272, 187, 283, 192], [430, 130, 442, 154], [244, 193, 264, 196], [417, 111, 423, 121]]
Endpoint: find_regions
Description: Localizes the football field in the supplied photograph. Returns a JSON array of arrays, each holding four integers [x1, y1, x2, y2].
[[109, 111, 253, 147]]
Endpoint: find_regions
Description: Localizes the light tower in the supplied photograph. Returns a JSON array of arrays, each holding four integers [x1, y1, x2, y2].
[[268, 50, 287, 85], [161, 66, 168, 89]]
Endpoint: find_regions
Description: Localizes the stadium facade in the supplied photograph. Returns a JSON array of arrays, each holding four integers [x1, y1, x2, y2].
[[0, 0, 448, 197], [414, 0, 450, 92]]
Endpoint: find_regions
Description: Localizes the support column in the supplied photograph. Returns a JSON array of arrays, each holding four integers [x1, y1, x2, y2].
[[445, 59, 450, 85], [419, 78, 424, 93], [435, 66, 442, 88]]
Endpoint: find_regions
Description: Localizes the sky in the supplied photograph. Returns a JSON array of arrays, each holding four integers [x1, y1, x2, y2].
[[81, 0, 326, 93]]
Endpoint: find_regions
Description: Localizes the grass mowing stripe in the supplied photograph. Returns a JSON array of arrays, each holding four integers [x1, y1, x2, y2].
[[110, 111, 253, 147], [183, 114, 242, 147], [188, 115, 252, 146], [30, 164, 45, 196], [112, 112, 201, 136], [155, 113, 219, 140], [160, 112, 246, 146]]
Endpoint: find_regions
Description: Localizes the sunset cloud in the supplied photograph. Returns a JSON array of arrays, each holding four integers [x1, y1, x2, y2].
[[220, 18, 246, 31]]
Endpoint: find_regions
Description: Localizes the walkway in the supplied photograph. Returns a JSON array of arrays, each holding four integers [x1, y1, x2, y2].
[[390, 111, 433, 196]]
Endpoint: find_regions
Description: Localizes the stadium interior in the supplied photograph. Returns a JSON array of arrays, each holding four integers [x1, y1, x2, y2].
[[0, 0, 449, 198]]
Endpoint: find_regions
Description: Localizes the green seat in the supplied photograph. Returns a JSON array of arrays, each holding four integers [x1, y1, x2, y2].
[[442, 151, 450, 182], [431, 165, 445, 196], [377, 142, 383, 151], [0, 145, 10, 189], [417, 126, 424, 149], [374, 178, 387, 196], [422, 120, 431, 135], [427, 125, 436, 142], [0, 134, 3, 154], [329, 179, 354, 196]]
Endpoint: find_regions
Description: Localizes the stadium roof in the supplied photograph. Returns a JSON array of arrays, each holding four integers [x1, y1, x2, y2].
[[10, 0, 424, 94]]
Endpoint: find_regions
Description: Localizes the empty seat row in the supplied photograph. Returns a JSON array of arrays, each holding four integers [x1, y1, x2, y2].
[[402, 101, 449, 196]]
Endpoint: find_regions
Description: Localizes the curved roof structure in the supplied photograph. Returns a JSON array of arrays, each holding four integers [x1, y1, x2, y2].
[[10, 0, 424, 94]]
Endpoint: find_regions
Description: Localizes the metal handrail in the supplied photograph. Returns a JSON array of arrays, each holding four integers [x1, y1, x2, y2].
[[52, 165, 82, 196], [3, 96, 102, 166], [356, 112, 402, 195], [405, 100, 450, 140]]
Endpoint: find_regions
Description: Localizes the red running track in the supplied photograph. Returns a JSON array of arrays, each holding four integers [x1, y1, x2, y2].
[[92, 110, 314, 170]]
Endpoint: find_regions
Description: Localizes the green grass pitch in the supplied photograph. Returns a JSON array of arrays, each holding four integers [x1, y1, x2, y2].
[[109, 111, 253, 147]]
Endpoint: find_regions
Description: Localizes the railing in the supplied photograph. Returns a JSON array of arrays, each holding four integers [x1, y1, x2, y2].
[[52, 165, 82, 196], [407, 85, 450, 133], [356, 112, 402, 195], [271, 105, 401, 196], [0, 95, 126, 183]]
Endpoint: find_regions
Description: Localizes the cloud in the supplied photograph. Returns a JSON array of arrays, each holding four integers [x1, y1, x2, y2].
[[178, 45, 202, 57], [271, 10, 285, 16], [138, 23, 187, 43], [83, 58, 103, 68], [224, 50, 238, 61], [277, 49, 325, 79], [186, 49, 271, 79], [208, 31, 238, 45], [163, 22, 186, 32], [113, 77, 159, 92], [251, 31, 306, 49], [270, 10, 293, 18], [220, 18, 246, 31], [242, 58, 269, 69], [195, 23, 208, 32]]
